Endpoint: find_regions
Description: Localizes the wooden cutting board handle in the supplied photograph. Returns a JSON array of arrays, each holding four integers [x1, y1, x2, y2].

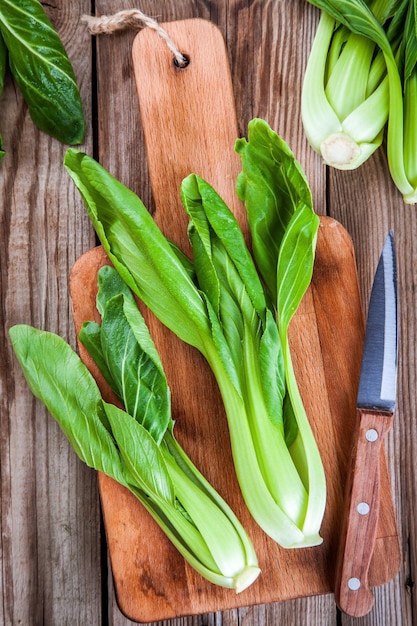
[[132, 18, 247, 248]]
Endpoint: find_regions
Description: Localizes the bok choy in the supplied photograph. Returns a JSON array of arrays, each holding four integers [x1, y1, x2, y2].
[[9, 266, 260, 593], [303, 0, 417, 203], [0, 0, 85, 152], [64, 118, 326, 548], [302, 1, 400, 169]]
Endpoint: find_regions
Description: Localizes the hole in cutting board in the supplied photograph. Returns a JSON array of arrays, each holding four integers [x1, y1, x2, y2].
[[174, 53, 190, 69]]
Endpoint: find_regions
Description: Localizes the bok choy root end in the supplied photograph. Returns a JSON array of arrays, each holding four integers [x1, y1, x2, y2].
[[63, 117, 326, 550]]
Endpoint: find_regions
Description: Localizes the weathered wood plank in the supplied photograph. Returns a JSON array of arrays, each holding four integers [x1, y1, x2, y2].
[[1, 0, 413, 623], [0, 2, 99, 624]]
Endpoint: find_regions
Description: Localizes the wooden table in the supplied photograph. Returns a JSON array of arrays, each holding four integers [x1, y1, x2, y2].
[[1, 1, 415, 624]]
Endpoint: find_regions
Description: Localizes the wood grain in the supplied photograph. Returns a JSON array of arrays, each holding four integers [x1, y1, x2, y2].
[[1, 0, 415, 624]]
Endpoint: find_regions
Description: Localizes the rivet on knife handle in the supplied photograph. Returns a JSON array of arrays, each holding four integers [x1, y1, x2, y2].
[[334, 408, 394, 617]]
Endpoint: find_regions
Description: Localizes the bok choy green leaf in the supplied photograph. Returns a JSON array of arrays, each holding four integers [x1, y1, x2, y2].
[[9, 267, 260, 593], [64, 118, 326, 548], [0, 0, 85, 146]]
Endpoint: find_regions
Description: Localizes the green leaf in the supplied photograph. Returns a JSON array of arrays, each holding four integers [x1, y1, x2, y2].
[[306, 0, 393, 51], [258, 309, 286, 430], [96, 266, 167, 380], [282, 392, 299, 449], [95, 263, 133, 316], [9, 325, 126, 485], [235, 118, 313, 302], [368, 0, 407, 24], [385, 0, 410, 45], [80, 266, 172, 445], [0, 0, 85, 144], [101, 295, 171, 444], [181, 173, 267, 394], [181, 173, 267, 318], [277, 204, 319, 333], [202, 289, 243, 395], [404, 0, 417, 81], [79, 320, 116, 392], [103, 402, 175, 504], [415, 0, 417, 41], [167, 239, 196, 282], [64, 149, 212, 355]]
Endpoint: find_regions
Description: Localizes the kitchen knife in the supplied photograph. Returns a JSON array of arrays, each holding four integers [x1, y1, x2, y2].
[[334, 232, 398, 617]]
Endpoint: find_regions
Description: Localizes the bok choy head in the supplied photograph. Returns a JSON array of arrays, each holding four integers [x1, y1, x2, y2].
[[64, 119, 326, 549], [301, 0, 399, 169], [302, 0, 392, 169], [9, 267, 261, 592], [304, 0, 417, 203]]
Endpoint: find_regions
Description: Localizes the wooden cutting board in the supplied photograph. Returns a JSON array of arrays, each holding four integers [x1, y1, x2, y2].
[[69, 19, 400, 623]]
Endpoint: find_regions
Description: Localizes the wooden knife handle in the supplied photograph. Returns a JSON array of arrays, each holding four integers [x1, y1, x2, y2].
[[334, 408, 394, 617]]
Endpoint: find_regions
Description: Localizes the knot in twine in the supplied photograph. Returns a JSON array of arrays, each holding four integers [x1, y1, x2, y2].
[[81, 9, 188, 67]]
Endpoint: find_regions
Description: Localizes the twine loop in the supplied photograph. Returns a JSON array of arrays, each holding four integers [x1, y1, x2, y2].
[[81, 9, 188, 68]]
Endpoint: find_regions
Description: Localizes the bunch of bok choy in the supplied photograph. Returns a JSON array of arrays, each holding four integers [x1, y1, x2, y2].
[[303, 0, 417, 203], [63, 118, 326, 549], [9, 265, 260, 593]]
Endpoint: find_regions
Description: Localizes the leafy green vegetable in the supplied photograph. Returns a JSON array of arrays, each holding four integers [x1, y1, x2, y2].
[[235, 119, 325, 538], [301, 1, 398, 169], [9, 325, 126, 484], [304, 0, 417, 203], [235, 119, 314, 302], [80, 265, 171, 446], [0, 0, 85, 145], [10, 268, 260, 592], [64, 118, 326, 548], [396, 0, 417, 197]]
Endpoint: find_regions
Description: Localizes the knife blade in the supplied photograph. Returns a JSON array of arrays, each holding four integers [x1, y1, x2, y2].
[[334, 232, 398, 617]]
